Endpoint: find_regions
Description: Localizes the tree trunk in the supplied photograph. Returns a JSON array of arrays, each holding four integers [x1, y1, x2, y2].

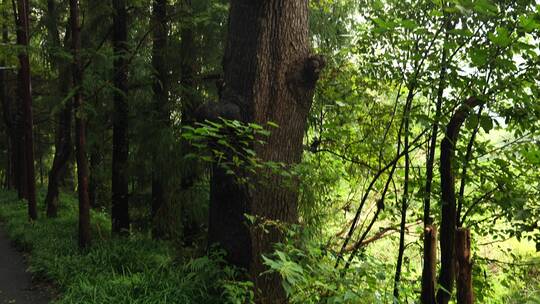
[[456, 228, 473, 304], [437, 97, 482, 304], [44, 0, 73, 218], [393, 89, 413, 300], [14, 106, 26, 198], [422, 23, 449, 303], [70, 0, 91, 249], [0, 7, 15, 190], [210, 2, 324, 302], [88, 145, 101, 207], [178, 0, 202, 245], [14, 0, 37, 220], [421, 225, 437, 304], [111, 0, 130, 234], [150, 0, 169, 238]]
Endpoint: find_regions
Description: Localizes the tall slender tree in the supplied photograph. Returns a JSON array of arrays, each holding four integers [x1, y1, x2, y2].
[[150, 0, 168, 238], [208, 1, 324, 302], [111, 0, 129, 234], [70, 0, 91, 248], [0, 3, 15, 190], [44, 0, 73, 218], [14, 0, 37, 220]]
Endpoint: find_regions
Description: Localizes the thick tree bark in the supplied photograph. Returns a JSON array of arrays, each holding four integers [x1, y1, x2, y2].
[[14, 0, 37, 220], [437, 97, 482, 304], [70, 0, 91, 248], [421, 225, 438, 304], [44, 0, 73, 218], [209, 2, 324, 302], [111, 0, 130, 234], [150, 0, 169, 238], [456, 228, 473, 304]]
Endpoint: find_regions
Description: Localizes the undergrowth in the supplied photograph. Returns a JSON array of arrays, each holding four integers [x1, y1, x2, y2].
[[0, 190, 253, 304]]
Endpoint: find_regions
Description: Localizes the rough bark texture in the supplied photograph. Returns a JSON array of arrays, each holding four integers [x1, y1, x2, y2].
[[44, 0, 73, 218], [70, 0, 91, 248], [15, 0, 37, 220], [111, 0, 130, 234], [456, 228, 473, 304], [437, 97, 482, 304], [421, 225, 438, 304], [209, 2, 324, 303]]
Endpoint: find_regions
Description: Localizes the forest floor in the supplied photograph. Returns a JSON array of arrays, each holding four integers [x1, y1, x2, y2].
[[0, 226, 50, 304]]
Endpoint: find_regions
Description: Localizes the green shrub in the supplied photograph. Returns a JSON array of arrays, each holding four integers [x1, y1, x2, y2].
[[0, 191, 253, 304]]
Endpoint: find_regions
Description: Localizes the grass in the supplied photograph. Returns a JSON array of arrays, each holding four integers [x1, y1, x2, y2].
[[0, 190, 252, 304]]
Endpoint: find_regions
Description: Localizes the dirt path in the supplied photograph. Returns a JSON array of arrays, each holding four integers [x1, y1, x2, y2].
[[0, 227, 50, 304]]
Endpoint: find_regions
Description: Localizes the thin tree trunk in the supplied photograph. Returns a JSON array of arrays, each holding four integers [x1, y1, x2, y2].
[[14, 107, 26, 198], [178, 0, 201, 245], [457, 105, 484, 227], [70, 0, 91, 249], [456, 228, 473, 304], [44, 0, 73, 218], [45, 94, 72, 217], [111, 0, 129, 234], [421, 24, 449, 304], [211, 2, 324, 302], [14, 0, 37, 220], [88, 145, 101, 207], [150, 0, 169, 238], [437, 97, 483, 304], [0, 6, 15, 190], [394, 88, 413, 300], [421, 225, 438, 304]]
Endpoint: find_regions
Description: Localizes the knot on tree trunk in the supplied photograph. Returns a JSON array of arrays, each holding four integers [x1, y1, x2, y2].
[[287, 54, 326, 107]]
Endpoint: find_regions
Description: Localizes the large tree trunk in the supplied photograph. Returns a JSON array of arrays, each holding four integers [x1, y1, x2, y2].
[[437, 97, 482, 304], [210, 2, 324, 302], [111, 0, 130, 234], [70, 0, 91, 249], [150, 0, 169, 238], [44, 0, 73, 218], [14, 0, 37, 220]]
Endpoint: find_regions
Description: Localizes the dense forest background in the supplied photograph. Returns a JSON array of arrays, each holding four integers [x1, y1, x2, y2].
[[0, 0, 539, 303]]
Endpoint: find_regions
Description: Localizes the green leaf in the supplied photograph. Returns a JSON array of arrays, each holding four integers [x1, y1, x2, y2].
[[469, 48, 489, 67], [474, 0, 498, 15], [480, 115, 493, 133], [466, 113, 479, 130], [519, 15, 540, 33], [488, 27, 512, 47]]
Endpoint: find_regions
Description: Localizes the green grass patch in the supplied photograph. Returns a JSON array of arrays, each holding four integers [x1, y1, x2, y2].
[[0, 190, 252, 304]]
